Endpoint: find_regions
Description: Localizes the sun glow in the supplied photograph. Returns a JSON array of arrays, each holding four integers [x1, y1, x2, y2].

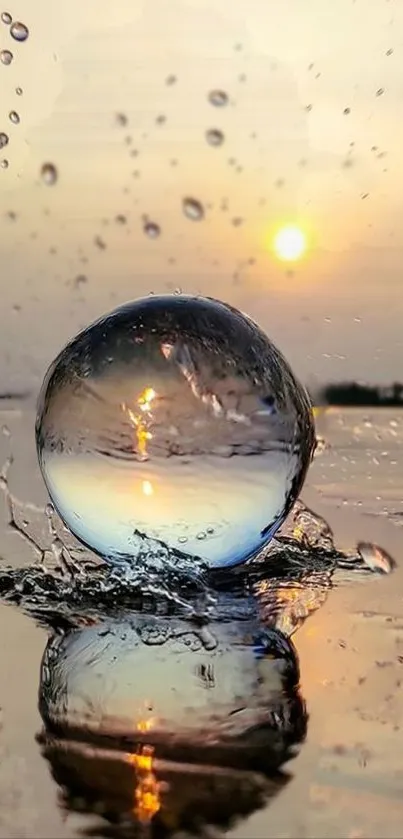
[[273, 225, 307, 262]]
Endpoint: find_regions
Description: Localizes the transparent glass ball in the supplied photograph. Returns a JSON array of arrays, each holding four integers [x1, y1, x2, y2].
[[35, 295, 315, 568]]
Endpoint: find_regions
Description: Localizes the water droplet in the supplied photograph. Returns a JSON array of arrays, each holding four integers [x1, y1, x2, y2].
[[15, 86, 22, 95], [116, 112, 128, 126], [357, 542, 394, 574], [376, 87, 385, 96], [182, 197, 204, 221], [205, 128, 224, 147], [35, 294, 315, 569], [8, 110, 19, 124], [343, 107, 351, 115], [115, 213, 126, 225], [10, 20, 28, 41], [0, 159, 9, 169], [143, 220, 160, 239], [0, 49, 13, 65], [196, 531, 206, 540], [386, 48, 393, 56], [1, 424, 10, 437], [165, 74, 177, 85], [1, 11, 11, 24], [208, 89, 228, 107], [156, 114, 166, 125], [0, 132, 8, 149], [178, 535, 188, 544], [40, 162, 57, 185]]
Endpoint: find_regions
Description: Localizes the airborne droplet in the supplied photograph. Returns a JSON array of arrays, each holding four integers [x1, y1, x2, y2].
[[205, 128, 224, 147], [0, 49, 13, 65], [208, 89, 228, 107], [143, 220, 161, 239], [182, 197, 204, 221], [1, 11, 11, 24], [40, 162, 58, 185], [0, 132, 8, 149], [8, 110, 19, 124], [10, 20, 29, 41], [15, 86, 23, 96]]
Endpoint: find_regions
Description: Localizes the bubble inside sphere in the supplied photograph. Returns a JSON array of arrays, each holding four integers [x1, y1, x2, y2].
[[35, 295, 315, 568]]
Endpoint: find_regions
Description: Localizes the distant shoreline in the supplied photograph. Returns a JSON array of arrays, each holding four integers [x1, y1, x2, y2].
[[316, 382, 403, 408]]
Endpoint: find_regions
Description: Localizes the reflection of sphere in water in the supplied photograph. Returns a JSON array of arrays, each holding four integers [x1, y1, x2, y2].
[[39, 615, 306, 778], [36, 295, 315, 568]]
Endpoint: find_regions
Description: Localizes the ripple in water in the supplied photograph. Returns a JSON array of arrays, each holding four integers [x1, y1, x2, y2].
[[35, 295, 315, 569]]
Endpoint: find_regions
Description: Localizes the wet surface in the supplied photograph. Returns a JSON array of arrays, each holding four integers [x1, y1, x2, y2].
[[0, 403, 402, 837]]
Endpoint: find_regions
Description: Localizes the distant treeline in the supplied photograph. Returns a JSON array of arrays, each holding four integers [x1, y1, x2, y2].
[[318, 382, 403, 407]]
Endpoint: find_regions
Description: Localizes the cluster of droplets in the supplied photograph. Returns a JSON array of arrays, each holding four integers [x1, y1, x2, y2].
[[0, 11, 29, 169]]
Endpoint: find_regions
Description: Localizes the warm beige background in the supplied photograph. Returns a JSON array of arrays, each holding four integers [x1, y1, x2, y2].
[[0, 0, 402, 393]]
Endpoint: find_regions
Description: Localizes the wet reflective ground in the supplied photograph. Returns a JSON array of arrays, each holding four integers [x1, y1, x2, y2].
[[0, 404, 402, 838]]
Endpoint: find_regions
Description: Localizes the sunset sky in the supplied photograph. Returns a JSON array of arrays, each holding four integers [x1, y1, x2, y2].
[[1, 0, 403, 393]]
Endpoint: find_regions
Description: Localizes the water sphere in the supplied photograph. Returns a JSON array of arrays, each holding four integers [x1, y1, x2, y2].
[[35, 295, 315, 568]]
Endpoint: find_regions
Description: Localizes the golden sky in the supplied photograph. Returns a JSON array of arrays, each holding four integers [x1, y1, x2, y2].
[[1, 0, 403, 391]]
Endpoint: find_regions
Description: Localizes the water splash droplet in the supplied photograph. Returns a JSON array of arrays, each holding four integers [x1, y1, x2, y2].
[[182, 197, 204, 221], [0, 132, 8, 149], [8, 110, 19, 124], [208, 89, 228, 107], [206, 128, 224, 147], [15, 86, 22, 95], [35, 294, 315, 569], [0, 49, 13, 65], [1, 11, 11, 24], [357, 542, 394, 574], [0, 158, 9, 169], [9, 20, 28, 41], [143, 220, 161, 239], [165, 74, 177, 85], [40, 162, 57, 185]]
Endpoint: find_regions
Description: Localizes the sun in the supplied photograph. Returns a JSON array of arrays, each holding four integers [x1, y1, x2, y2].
[[273, 225, 307, 262]]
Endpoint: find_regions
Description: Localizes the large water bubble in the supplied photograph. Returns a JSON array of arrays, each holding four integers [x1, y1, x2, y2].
[[35, 295, 315, 568]]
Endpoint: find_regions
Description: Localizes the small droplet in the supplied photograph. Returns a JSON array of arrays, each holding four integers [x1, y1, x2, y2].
[[206, 128, 224, 147], [178, 535, 188, 544], [143, 220, 161, 239], [343, 107, 351, 115], [156, 114, 166, 125], [116, 112, 128, 126], [232, 216, 243, 227], [0, 132, 8, 149], [1, 424, 10, 436], [208, 89, 228, 107], [165, 74, 177, 85], [182, 196, 204, 221], [10, 20, 28, 41], [376, 87, 385, 96], [115, 214, 127, 225], [0, 49, 13, 65], [15, 86, 23, 96], [0, 159, 9, 169], [1, 11, 11, 24], [8, 110, 19, 124], [386, 48, 393, 56], [196, 531, 206, 540], [40, 162, 58, 185], [357, 542, 394, 574]]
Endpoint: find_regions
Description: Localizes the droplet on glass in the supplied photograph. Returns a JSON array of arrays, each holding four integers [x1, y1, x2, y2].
[[8, 110, 19, 124], [165, 74, 177, 85], [182, 197, 204, 221], [0, 49, 13, 65], [386, 48, 393, 56], [205, 128, 224, 147], [10, 20, 29, 41], [116, 112, 128, 126], [1, 11, 11, 24], [15, 86, 23, 95], [143, 220, 160, 239], [343, 107, 351, 115], [35, 294, 315, 569], [0, 132, 8, 149], [156, 114, 166, 125], [0, 159, 9, 169], [40, 162, 58, 185], [208, 89, 228, 107], [376, 87, 385, 96]]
